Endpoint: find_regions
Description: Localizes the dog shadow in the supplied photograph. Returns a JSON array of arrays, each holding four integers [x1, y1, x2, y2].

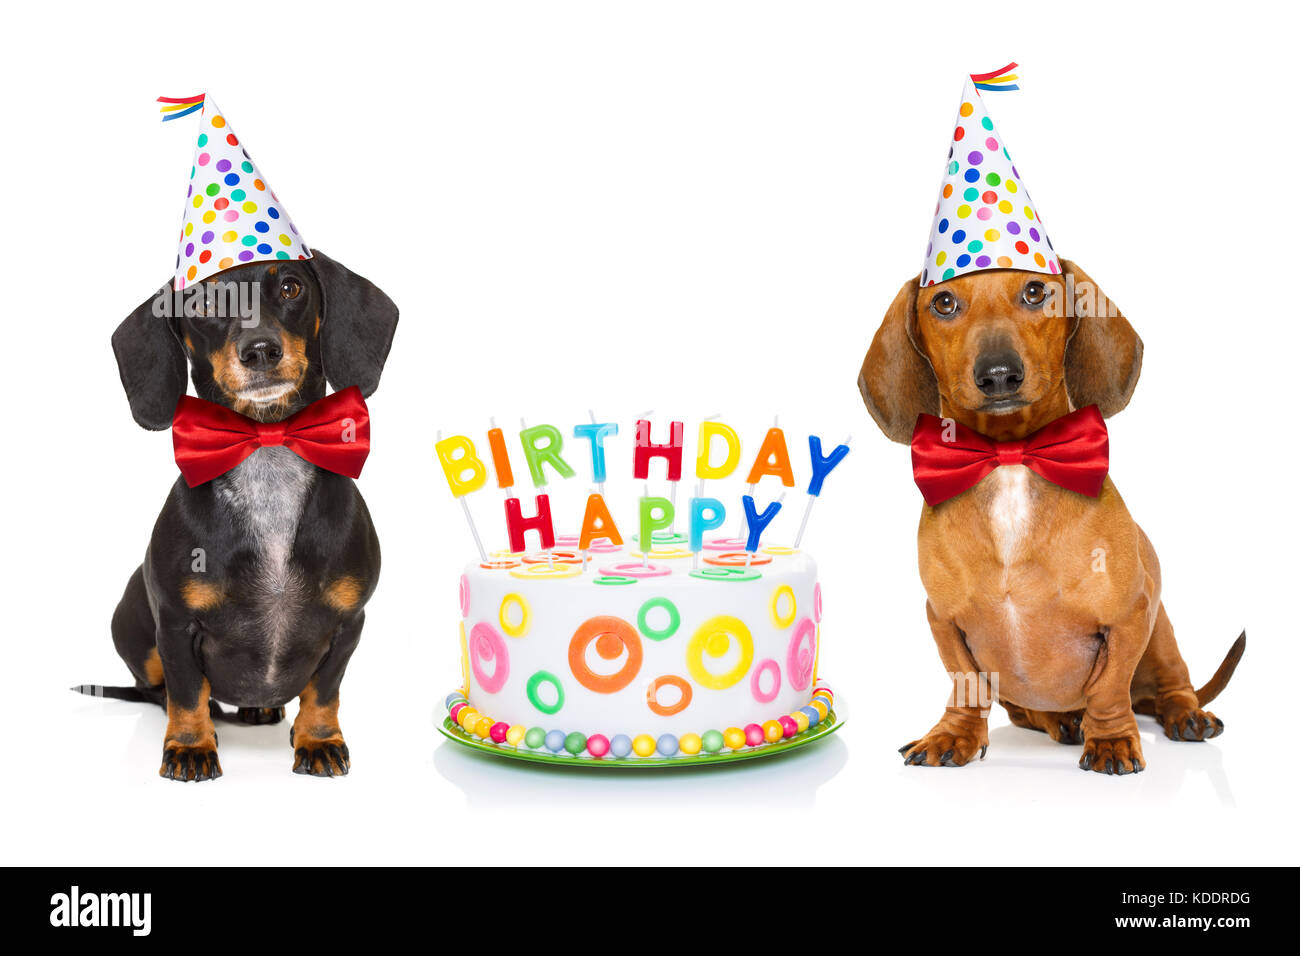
[[118, 699, 295, 775], [912, 719, 1238, 806]]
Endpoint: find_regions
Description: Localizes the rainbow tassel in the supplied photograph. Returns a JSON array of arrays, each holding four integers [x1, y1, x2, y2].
[[157, 94, 205, 121], [970, 63, 1019, 92]]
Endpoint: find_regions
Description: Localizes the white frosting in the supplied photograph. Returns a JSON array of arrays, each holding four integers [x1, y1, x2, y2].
[[458, 549, 821, 738]]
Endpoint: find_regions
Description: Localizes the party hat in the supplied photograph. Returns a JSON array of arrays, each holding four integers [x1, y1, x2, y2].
[[921, 64, 1058, 287], [159, 94, 311, 289]]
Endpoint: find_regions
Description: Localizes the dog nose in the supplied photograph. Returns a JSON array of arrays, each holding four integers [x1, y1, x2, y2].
[[238, 338, 283, 370], [973, 350, 1025, 397]]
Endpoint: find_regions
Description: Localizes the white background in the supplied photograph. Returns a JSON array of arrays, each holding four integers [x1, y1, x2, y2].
[[3, 1, 1296, 866]]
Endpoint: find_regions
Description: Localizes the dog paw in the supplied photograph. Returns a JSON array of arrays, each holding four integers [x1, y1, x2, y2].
[[1159, 706, 1223, 742], [159, 743, 222, 782], [1078, 735, 1144, 775], [237, 706, 286, 725], [1003, 703, 1084, 743], [1046, 711, 1085, 744], [292, 734, 351, 777], [899, 727, 987, 767]]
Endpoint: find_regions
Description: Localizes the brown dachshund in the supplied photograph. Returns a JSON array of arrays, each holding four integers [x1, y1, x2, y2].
[[858, 261, 1244, 774]]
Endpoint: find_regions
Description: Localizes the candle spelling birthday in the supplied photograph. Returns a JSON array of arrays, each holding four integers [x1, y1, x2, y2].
[[434, 415, 849, 569]]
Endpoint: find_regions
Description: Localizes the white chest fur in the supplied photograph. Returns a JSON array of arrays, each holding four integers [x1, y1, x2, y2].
[[987, 464, 1032, 567], [986, 465, 1033, 655], [214, 446, 315, 674]]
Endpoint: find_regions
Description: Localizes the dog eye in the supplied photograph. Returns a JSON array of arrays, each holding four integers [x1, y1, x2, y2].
[[279, 278, 303, 300], [1022, 281, 1047, 307], [930, 292, 958, 318]]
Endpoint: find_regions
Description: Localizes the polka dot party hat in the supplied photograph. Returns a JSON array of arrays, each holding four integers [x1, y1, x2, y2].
[[922, 64, 1059, 287], [159, 94, 311, 289]]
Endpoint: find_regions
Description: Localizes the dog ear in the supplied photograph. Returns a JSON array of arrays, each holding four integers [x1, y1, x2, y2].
[[111, 284, 189, 430], [857, 274, 939, 443], [1061, 259, 1143, 418], [306, 249, 399, 397]]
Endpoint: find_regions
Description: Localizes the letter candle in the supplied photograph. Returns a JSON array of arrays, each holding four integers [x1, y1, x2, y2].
[[794, 435, 852, 548], [639, 484, 674, 567], [633, 417, 684, 534], [487, 416, 515, 499], [574, 410, 618, 498], [737, 416, 794, 540], [742, 492, 785, 568], [579, 491, 622, 571], [434, 430, 488, 562], [688, 496, 726, 569]]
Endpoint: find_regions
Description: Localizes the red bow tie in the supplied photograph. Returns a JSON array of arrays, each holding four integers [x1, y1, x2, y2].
[[172, 386, 370, 487], [910, 405, 1109, 506]]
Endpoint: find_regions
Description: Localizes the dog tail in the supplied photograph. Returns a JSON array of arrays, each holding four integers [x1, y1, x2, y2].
[[70, 683, 158, 702], [71, 684, 251, 723], [1133, 630, 1246, 715], [1193, 631, 1247, 707]]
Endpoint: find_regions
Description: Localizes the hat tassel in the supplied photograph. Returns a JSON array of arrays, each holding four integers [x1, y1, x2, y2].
[[157, 94, 205, 121], [970, 63, 1019, 92]]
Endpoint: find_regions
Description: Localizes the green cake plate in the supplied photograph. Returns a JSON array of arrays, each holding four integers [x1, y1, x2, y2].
[[435, 688, 846, 768]]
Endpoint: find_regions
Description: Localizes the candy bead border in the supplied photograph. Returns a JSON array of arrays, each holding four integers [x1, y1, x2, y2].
[[436, 682, 843, 768]]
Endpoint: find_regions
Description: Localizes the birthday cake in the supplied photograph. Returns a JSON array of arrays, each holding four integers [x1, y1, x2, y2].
[[436, 417, 847, 761], [448, 541, 833, 759]]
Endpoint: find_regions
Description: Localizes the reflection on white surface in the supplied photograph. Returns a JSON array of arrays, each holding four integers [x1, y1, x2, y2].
[[433, 733, 850, 810]]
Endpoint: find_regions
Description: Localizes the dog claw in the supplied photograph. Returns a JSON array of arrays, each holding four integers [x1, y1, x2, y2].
[[159, 743, 222, 782], [1161, 705, 1222, 742], [979, 744, 987, 759], [1080, 734, 1144, 775], [902, 722, 984, 768], [293, 738, 351, 777]]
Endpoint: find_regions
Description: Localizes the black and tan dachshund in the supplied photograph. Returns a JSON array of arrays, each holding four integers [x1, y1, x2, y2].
[[100, 252, 398, 781]]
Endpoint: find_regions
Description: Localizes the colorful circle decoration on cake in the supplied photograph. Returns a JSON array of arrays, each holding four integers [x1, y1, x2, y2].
[[526, 670, 565, 715], [646, 675, 693, 716], [786, 617, 816, 691], [770, 584, 796, 628], [569, 616, 644, 693], [686, 615, 754, 690], [459, 574, 471, 618], [593, 575, 637, 586], [704, 551, 773, 568], [523, 550, 580, 564], [637, 597, 681, 641], [499, 592, 531, 637], [689, 566, 762, 583], [600, 561, 671, 579], [750, 658, 782, 703], [510, 562, 582, 580], [468, 622, 510, 693]]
